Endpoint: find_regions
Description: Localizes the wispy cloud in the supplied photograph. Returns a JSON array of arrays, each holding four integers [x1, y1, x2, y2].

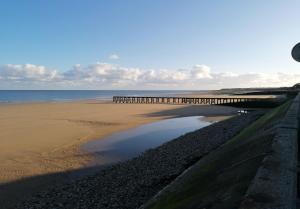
[[108, 53, 119, 60], [0, 63, 299, 89]]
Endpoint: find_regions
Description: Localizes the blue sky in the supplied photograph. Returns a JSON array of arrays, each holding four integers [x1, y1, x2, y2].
[[0, 0, 300, 89]]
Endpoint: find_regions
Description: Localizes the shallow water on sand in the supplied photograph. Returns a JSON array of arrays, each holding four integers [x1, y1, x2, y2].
[[82, 116, 211, 167]]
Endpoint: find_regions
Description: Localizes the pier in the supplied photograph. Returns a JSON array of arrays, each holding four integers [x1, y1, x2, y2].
[[112, 96, 270, 105]]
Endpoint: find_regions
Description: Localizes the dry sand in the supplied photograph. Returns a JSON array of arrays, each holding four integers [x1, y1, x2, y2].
[[0, 100, 240, 208], [0, 101, 179, 184]]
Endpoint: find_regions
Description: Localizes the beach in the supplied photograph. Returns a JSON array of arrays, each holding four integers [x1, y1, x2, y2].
[[0, 99, 240, 208], [15, 109, 265, 209]]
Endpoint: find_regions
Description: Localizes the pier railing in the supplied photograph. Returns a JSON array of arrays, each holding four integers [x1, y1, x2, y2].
[[112, 96, 270, 105]]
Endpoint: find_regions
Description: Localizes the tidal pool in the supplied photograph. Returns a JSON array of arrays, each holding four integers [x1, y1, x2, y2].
[[82, 116, 212, 167]]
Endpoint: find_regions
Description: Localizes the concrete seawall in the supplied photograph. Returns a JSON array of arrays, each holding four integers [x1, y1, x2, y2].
[[239, 93, 300, 209], [139, 94, 298, 209]]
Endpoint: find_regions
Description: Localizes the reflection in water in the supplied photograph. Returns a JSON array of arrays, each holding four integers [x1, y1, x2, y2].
[[82, 116, 211, 167]]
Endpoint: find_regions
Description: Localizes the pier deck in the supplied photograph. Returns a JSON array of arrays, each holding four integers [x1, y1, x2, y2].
[[112, 96, 271, 105]]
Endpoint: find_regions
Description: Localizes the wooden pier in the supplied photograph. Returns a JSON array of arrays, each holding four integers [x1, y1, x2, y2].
[[112, 96, 269, 105]]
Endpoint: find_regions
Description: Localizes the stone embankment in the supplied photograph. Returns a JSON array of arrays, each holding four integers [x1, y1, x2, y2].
[[239, 93, 300, 209], [17, 111, 263, 209]]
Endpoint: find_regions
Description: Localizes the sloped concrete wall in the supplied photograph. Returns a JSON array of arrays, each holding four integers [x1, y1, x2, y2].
[[239, 93, 299, 209]]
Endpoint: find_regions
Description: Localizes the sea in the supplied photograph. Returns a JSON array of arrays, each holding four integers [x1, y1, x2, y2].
[[0, 90, 205, 103]]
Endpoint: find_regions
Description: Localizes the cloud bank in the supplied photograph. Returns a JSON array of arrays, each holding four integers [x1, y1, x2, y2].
[[0, 63, 299, 89]]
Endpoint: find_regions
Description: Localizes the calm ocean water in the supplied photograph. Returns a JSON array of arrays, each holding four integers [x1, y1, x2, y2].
[[0, 90, 204, 103]]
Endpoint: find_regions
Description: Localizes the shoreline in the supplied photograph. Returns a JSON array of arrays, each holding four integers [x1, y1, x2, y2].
[[0, 99, 241, 209], [0, 90, 211, 104], [15, 110, 265, 209]]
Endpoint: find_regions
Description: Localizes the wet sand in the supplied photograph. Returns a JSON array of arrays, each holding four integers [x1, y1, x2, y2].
[[0, 100, 240, 208]]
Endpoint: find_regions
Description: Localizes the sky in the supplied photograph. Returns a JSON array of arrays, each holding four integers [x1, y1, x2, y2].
[[0, 0, 300, 90]]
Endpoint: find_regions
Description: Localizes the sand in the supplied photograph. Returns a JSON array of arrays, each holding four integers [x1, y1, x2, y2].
[[0, 100, 240, 183], [0, 101, 174, 183], [0, 100, 240, 208]]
